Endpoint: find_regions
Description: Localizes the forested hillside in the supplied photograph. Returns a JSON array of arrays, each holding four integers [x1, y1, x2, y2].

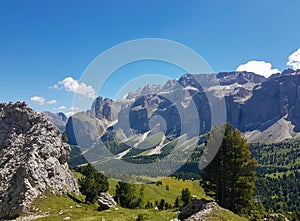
[[251, 142, 300, 219]]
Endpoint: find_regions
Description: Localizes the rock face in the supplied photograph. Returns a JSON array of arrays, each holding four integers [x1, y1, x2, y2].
[[0, 102, 79, 219], [178, 199, 213, 220], [91, 97, 115, 121], [66, 70, 300, 147], [226, 72, 300, 142], [217, 71, 266, 85], [42, 111, 67, 131], [97, 192, 117, 211], [178, 200, 235, 221]]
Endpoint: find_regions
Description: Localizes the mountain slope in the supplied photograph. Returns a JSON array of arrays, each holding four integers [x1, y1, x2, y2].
[[42, 111, 68, 131]]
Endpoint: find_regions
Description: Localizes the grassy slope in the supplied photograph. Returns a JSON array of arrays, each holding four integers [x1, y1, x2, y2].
[[108, 177, 207, 205], [26, 173, 244, 221], [30, 176, 200, 221], [31, 194, 177, 221], [31, 193, 246, 221]]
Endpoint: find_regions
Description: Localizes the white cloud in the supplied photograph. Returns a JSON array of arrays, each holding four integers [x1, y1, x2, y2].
[[30, 96, 46, 105], [65, 112, 75, 117], [236, 60, 280, 78], [70, 107, 79, 111], [287, 48, 300, 70], [52, 77, 96, 98], [47, 99, 57, 105], [57, 105, 67, 110]]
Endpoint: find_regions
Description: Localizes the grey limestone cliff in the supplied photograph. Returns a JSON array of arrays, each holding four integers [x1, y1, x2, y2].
[[0, 102, 79, 219]]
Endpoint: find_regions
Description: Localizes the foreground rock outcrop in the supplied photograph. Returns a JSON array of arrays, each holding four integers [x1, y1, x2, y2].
[[97, 192, 117, 211], [0, 102, 79, 219], [178, 200, 244, 221], [178, 199, 214, 220]]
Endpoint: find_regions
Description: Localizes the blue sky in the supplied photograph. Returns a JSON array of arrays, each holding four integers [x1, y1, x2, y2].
[[1, 0, 300, 114]]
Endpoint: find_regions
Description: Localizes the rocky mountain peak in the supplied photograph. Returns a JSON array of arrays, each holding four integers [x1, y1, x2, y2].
[[178, 73, 203, 89], [216, 71, 266, 85], [42, 111, 68, 131], [0, 102, 78, 219], [125, 84, 163, 100], [90, 96, 115, 121], [282, 68, 296, 75]]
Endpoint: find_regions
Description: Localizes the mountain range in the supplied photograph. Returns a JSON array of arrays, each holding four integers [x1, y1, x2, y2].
[[63, 68, 300, 148]]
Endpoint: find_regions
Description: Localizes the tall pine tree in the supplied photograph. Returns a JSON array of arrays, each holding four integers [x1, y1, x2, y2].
[[202, 123, 257, 214]]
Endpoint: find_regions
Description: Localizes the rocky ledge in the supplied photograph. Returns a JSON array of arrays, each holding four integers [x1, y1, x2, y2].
[[0, 102, 79, 219], [97, 192, 117, 211]]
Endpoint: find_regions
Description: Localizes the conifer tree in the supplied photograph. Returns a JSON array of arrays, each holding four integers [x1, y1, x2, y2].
[[78, 163, 109, 204], [202, 123, 257, 214], [115, 182, 144, 209], [181, 188, 192, 207]]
